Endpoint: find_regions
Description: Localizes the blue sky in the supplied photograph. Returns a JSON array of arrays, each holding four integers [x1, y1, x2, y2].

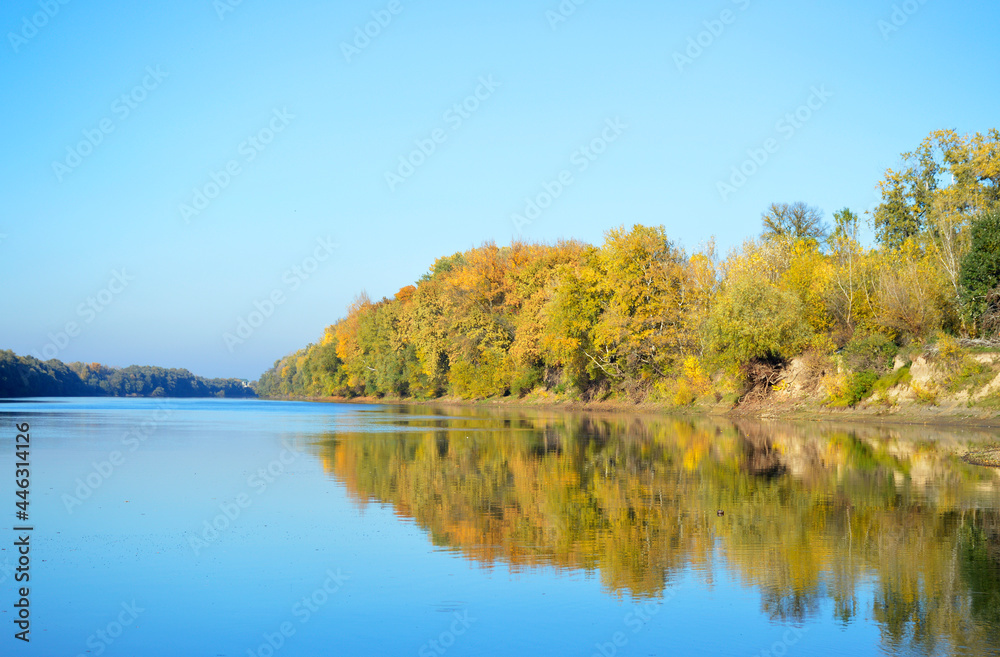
[[1, 0, 998, 380]]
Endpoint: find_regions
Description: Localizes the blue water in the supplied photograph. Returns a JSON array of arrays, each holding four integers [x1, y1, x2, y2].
[[1, 398, 998, 656]]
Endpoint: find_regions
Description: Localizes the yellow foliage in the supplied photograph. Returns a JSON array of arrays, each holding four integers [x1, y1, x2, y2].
[[779, 240, 832, 334], [259, 128, 999, 403], [320, 326, 337, 347], [911, 382, 939, 405], [935, 333, 962, 363], [673, 380, 697, 406]]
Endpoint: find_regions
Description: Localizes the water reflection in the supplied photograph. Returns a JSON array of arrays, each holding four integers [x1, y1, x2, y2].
[[316, 407, 1000, 655]]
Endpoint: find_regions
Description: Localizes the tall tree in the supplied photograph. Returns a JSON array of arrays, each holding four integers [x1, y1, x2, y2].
[[827, 208, 863, 334], [760, 202, 828, 243], [959, 211, 1000, 335], [872, 129, 1000, 252], [872, 130, 1000, 324]]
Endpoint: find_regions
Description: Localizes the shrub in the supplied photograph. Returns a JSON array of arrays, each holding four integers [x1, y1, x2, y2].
[[868, 366, 911, 406], [912, 382, 939, 405], [826, 369, 878, 408], [707, 278, 812, 372], [842, 333, 898, 375], [875, 242, 953, 341], [872, 365, 911, 396], [945, 358, 992, 392], [673, 380, 697, 406], [933, 334, 993, 392], [509, 366, 543, 397], [935, 333, 963, 364], [843, 370, 879, 407]]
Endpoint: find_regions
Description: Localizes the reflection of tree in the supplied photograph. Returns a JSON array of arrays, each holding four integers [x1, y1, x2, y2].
[[960, 513, 1000, 632], [317, 408, 1000, 654]]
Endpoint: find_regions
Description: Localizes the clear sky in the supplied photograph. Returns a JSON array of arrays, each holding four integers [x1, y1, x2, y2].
[[1, 0, 998, 380]]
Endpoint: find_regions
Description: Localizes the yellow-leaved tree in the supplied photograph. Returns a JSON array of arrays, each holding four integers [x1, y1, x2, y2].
[[707, 239, 813, 387]]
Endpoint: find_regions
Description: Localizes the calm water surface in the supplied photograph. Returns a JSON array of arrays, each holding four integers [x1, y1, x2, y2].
[[1, 398, 999, 656]]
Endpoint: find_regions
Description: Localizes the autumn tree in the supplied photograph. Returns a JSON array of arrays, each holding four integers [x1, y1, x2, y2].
[[335, 291, 374, 392], [257, 131, 1000, 402], [872, 129, 1000, 299], [541, 245, 605, 393], [825, 208, 877, 340], [587, 225, 702, 388], [708, 240, 813, 376], [779, 240, 832, 335], [439, 242, 517, 398], [404, 275, 452, 396], [873, 242, 951, 341], [505, 241, 587, 395]]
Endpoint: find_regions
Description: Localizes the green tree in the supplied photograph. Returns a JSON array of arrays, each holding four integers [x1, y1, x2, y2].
[[959, 211, 1000, 334], [872, 129, 1000, 255], [707, 275, 812, 371], [541, 246, 605, 392]]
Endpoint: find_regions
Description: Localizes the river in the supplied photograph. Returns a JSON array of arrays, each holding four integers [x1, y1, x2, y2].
[[1, 398, 998, 656]]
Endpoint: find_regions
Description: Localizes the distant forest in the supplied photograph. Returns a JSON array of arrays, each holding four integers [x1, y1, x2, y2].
[[0, 350, 255, 398]]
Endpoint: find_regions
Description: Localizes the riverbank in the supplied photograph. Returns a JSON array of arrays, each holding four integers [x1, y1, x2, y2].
[[262, 339, 1000, 434], [267, 390, 1000, 469], [270, 387, 1000, 429]]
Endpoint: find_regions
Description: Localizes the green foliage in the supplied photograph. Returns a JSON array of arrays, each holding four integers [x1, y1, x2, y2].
[[0, 350, 254, 398], [845, 370, 879, 406], [842, 334, 898, 375], [419, 252, 467, 283], [872, 129, 1000, 251], [707, 277, 812, 370], [828, 338, 906, 408], [872, 169, 933, 250], [960, 211, 1000, 333], [872, 365, 912, 397], [828, 370, 879, 407], [0, 350, 91, 397], [830, 208, 860, 243], [509, 365, 543, 397]]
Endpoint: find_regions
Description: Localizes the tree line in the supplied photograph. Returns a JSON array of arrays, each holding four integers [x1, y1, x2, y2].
[[258, 128, 1000, 403], [0, 350, 255, 398]]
